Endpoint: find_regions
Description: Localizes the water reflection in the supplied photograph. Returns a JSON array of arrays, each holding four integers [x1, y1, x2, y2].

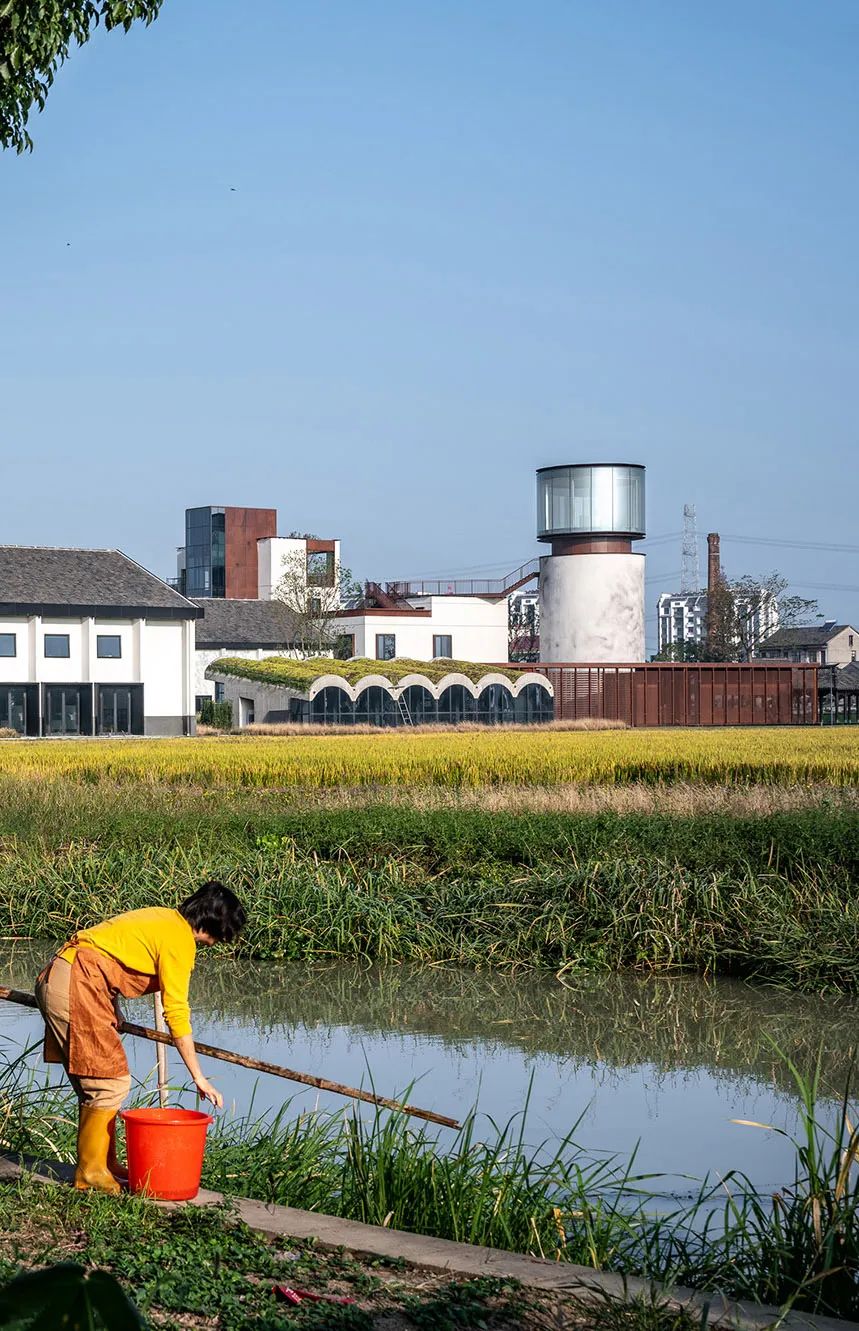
[[2, 943, 855, 1194]]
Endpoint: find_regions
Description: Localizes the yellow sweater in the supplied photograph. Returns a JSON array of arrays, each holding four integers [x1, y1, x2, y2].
[[61, 907, 196, 1039]]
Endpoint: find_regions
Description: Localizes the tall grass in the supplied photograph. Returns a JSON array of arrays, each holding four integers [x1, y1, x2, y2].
[[2, 803, 858, 989], [5, 1048, 859, 1318]]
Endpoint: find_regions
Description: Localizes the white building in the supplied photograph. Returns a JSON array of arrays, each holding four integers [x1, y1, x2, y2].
[[657, 588, 779, 656], [657, 592, 708, 652], [758, 622, 857, 666], [0, 547, 198, 736], [257, 536, 341, 602], [334, 591, 510, 664], [192, 598, 304, 707]]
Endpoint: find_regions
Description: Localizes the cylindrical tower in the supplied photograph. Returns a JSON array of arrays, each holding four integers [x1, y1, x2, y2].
[[537, 463, 645, 662]]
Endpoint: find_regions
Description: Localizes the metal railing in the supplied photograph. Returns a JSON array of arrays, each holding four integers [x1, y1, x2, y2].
[[387, 558, 539, 600]]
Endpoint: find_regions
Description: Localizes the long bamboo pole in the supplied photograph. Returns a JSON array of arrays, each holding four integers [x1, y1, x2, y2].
[[0, 987, 460, 1130], [153, 992, 169, 1109]]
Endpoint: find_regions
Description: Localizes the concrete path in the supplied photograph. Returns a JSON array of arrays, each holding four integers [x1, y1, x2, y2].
[[2, 1153, 856, 1331]]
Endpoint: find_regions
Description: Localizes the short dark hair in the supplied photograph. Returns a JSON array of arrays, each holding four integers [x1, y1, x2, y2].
[[178, 881, 247, 944]]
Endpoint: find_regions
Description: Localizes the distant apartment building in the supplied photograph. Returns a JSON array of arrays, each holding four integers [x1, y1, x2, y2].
[[657, 588, 779, 656], [657, 592, 708, 652], [509, 588, 540, 662], [757, 622, 857, 666]]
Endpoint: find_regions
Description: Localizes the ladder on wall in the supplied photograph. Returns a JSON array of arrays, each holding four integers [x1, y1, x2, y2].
[[396, 696, 414, 726]]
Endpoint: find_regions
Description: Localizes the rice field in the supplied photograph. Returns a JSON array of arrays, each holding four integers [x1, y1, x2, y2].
[[0, 727, 857, 787]]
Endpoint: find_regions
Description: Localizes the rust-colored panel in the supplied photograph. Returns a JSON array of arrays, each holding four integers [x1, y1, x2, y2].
[[224, 507, 277, 599], [528, 663, 818, 726]]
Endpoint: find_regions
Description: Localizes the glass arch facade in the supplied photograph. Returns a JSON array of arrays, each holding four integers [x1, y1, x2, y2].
[[537, 465, 645, 540], [306, 680, 554, 726]]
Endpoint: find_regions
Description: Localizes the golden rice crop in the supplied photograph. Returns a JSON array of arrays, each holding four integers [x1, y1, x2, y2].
[[0, 728, 855, 787]]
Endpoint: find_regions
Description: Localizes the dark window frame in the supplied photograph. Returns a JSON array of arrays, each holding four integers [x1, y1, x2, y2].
[[432, 634, 453, 659], [0, 633, 15, 658], [44, 633, 70, 659], [96, 634, 122, 659], [375, 633, 396, 661]]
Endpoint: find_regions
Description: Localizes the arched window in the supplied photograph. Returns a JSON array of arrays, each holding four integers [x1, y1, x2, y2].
[[311, 687, 354, 725], [353, 685, 398, 727], [476, 683, 515, 725], [399, 685, 437, 726], [515, 682, 554, 724], [436, 684, 476, 726]]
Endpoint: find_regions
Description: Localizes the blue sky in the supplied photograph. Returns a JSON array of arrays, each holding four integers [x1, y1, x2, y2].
[[2, 1, 857, 648]]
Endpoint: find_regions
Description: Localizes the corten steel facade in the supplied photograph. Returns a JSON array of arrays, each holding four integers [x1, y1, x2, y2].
[[184, 506, 277, 599], [529, 663, 819, 726], [224, 507, 277, 599]]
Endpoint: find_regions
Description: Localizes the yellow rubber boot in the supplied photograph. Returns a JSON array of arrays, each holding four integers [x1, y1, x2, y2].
[[107, 1114, 129, 1183], [74, 1106, 122, 1195]]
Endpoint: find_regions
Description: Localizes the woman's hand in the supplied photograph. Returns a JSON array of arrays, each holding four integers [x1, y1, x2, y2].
[[194, 1075, 223, 1109]]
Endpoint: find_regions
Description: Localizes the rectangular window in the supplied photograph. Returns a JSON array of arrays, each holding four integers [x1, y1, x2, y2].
[[44, 634, 70, 659], [214, 682, 226, 703], [0, 633, 15, 657], [334, 634, 355, 661], [433, 635, 453, 658], [375, 633, 396, 661], [96, 634, 122, 659]]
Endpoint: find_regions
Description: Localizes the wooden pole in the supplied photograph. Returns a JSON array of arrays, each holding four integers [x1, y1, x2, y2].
[[153, 992, 169, 1108], [0, 986, 460, 1130]]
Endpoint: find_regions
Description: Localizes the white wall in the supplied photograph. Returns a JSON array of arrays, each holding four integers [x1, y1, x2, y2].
[[337, 596, 509, 663], [0, 613, 195, 732], [257, 537, 342, 600], [540, 554, 645, 662]]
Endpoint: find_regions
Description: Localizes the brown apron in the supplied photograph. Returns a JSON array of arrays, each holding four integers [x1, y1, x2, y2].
[[38, 945, 159, 1078]]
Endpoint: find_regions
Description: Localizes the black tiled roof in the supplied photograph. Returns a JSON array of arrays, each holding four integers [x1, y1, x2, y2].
[[0, 547, 198, 618], [820, 663, 859, 692], [193, 598, 302, 647], [760, 625, 850, 649]]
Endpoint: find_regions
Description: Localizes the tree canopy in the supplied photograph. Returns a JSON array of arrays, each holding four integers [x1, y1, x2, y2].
[[0, 0, 163, 152]]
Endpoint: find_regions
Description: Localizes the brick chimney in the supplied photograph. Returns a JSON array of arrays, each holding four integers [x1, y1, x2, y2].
[[707, 533, 721, 594]]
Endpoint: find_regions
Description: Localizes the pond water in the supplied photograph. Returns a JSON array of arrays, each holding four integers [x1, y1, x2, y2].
[[2, 943, 855, 1197]]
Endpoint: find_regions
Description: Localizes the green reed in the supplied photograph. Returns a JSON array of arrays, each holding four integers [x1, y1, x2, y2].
[[4, 1046, 859, 1319]]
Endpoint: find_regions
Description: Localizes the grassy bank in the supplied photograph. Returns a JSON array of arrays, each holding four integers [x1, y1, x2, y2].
[[0, 728, 856, 786], [1, 1176, 590, 1331], [4, 1053, 859, 1321], [1, 796, 858, 990]]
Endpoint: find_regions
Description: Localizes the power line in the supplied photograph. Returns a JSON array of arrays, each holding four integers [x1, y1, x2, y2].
[[719, 534, 859, 555]]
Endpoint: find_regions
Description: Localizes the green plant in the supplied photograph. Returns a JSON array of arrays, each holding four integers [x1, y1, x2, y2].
[[0, 1264, 143, 1329], [197, 698, 233, 730]]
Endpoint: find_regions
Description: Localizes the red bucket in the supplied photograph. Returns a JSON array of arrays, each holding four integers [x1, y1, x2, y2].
[[121, 1106, 213, 1201]]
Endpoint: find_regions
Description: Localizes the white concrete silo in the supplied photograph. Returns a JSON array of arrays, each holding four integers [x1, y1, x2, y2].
[[537, 464, 646, 662]]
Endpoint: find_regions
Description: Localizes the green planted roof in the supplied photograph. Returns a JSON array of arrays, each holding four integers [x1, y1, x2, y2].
[[208, 656, 527, 692]]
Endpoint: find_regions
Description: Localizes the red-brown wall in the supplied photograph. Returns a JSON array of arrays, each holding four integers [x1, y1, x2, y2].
[[224, 507, 277, 599], [529, 662, 819, 725]]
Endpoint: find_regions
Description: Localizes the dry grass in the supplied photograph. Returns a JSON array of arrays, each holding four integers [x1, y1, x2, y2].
[[240, 717, 628, 736]]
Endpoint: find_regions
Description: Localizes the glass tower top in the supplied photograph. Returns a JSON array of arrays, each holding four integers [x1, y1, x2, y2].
[[537, 464, 645, 541]]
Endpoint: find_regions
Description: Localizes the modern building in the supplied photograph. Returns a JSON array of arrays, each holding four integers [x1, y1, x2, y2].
[[656, 588, 779, 655], [333, 583, 514, 664], [509, 588, 540, 663], [192, 598, 303, 709], [207, 658, 555, 728], [175, 506, 277, 599], [656, 592, 708, 652], [757, 622, 857, 666], [173, 508, 342, 609], [0, 547, 198, 736], [537, 463, 646, 662], [257, 535, 340, 602]]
